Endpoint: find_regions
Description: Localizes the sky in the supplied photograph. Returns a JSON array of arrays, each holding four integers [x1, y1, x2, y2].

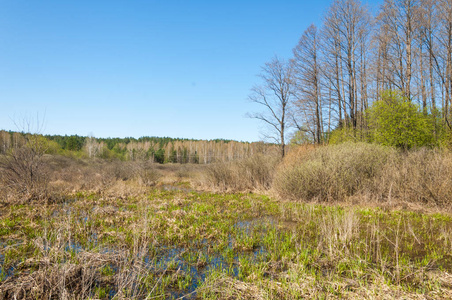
[[0, 0, 381, 142]]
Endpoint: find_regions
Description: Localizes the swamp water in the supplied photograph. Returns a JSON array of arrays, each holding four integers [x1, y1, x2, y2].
[[0, 214, 274, 299], [3, 190, 452, 299]]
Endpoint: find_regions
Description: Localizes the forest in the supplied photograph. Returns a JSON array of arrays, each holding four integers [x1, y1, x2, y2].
[[0, 131, 278, 164]]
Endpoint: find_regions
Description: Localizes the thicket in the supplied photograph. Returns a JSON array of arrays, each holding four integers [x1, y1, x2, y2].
[[204, 154, 279, 192], [273, 143, 452, 207], [0, 134, 50, 201]]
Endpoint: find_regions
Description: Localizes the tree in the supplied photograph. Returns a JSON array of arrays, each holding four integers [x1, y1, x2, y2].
[[65, 135, 83, 151], [292, 24, 324, 144], [249, 56, 294, 158], [289, 128, 315, 145], [377, 0, 419, 101], [84, 134, 102, 158], [323, 0, 372, 129], [367, 90, 436, 149], [153, 148, 165, 164]]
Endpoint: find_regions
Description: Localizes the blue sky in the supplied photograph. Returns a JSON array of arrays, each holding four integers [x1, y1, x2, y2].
[[0, 0, 381, 142]]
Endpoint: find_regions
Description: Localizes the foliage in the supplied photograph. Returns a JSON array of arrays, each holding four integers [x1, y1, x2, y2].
[[64, 135, 83, 151], [289, 129, 314, 145], [367, 90, 437, 149], [153, 148, 165, 164], [44, 140, 61, 154], [328, 126, 368, 144]]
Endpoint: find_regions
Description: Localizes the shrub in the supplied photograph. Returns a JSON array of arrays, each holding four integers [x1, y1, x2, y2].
[[205, 154, 279, 192], [273, 142, 396, 201], [133, 161, 161, 187], [328, 126, 368, 144], [0, 134, 49, 201], [367, 90, 436, 149], [378, 149, 452, 206]]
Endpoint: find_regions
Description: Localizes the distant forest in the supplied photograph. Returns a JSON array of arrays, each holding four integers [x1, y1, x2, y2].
[[0, 130, 278, 164]]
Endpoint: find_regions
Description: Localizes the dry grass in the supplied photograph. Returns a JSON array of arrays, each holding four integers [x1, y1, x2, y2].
[[2, 188, 452, 299], [0, 200, 161, 299], [378, 148, 452, 206], [0, 150, 213, 206], [197, 270, 452, 299], [2, 143, 452, 299]]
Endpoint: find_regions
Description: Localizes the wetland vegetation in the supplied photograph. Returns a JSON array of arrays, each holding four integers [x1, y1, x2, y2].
[[2, 188, 452, 299], [4, 0, 452, 298], [1, 141, 452, 299]]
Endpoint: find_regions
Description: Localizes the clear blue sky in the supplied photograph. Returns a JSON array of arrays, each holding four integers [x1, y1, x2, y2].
[[0, 0, 381, 142]]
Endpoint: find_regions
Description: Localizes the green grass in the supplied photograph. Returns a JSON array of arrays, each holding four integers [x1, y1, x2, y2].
[[1, 189, 452, 298]]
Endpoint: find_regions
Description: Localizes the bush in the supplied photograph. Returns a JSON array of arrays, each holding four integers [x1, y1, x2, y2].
[[367, 90, 437, 149], [274, 142, 452, 207], [378, 149, 452, 206], [0, 134, 49, 201], [328, 127, 368, 144], [205, 154, 279, 192], [133, 161, 161, 187], [273, 143, 396, 201]]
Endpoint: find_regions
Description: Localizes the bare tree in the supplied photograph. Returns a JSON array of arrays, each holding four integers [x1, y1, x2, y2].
[[323, 0, 372, 129], [414, 0, 452, 123], [248, 0, 452, 142], [377, 0, 419, 101], [84, 133, 101, 158], [438, 0, 452, 124], [292, 24, 324, 144], [248, 57, 294, 158], [418, 0, 439, 110]]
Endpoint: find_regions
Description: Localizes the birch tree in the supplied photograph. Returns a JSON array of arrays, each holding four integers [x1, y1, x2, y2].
[[249, 57, 294, 157], [323, 0, 372, 129], [292, 24, 324, 144]]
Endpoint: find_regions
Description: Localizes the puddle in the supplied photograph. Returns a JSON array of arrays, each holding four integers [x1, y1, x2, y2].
[[0, 215, 273, 298], [143, 219, 271, 298], [0, 244, 4, 275], [0, 235, 267, 295], [236, 217, 298, 233], [235, 217, 276, 230], [146, 241, 266, 299], [0, 243, 16, 281], [52, 199, 78, 217]]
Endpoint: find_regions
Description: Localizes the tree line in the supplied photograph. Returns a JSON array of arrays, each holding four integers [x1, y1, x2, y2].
[[250, 0, 452, 155], [0, 131, 278, 163]]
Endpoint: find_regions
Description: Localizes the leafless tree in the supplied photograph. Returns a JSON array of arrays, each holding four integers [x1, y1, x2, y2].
[[437, 0, 452, 123], [248, 57, 294, 157], [377, 0, 420, 101], [323, 0, 372, 129], [292, 24, 324, 144], [418, 0, 439, 110]]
